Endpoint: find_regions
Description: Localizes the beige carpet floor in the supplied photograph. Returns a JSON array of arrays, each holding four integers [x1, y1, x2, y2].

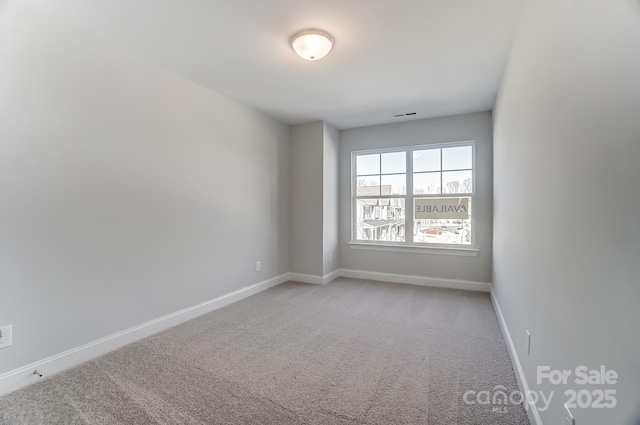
[[0, 278, 530, 424]]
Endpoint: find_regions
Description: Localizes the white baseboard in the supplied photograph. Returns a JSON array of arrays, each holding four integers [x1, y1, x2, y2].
[[287, 269, 488, 292], [0, 273, 289, 397], [491, 289, 543, 425], [338, 269, 491, 292], [288, 269, 340, 285]]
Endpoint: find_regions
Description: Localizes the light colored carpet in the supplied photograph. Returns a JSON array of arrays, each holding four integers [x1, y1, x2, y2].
[[0, 278, 530, 424]]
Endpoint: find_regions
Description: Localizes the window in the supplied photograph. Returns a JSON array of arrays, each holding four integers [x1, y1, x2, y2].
[[352, 142, 474, 247]]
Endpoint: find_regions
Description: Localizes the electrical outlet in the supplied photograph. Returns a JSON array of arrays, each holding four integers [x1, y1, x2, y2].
[[0, 325, 13, 349], [255, 261, 261, 272], [526, 330, 531, 356], [564, 403, 575, 425]]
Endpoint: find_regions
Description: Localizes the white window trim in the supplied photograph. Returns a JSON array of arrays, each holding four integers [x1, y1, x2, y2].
[[348, 242, 479, 256], [351, 140, 477, 251]]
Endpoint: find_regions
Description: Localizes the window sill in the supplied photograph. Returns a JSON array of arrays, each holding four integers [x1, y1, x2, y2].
[[348, 242, 479, 256]]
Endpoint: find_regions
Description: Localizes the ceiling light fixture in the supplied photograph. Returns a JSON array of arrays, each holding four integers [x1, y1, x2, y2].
[[290, 29, 334, 61]]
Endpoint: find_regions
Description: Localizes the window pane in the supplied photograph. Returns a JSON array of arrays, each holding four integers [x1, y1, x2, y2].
[[414, 197, 472, 245], [356, 198, 405, 242], [442, 146, 472, 171], [413, 172, 441, 194], [357, 154, 380, 175], [381, 152, 406, 174], [413, 149, 440, 172], [442, 170, 472, 194], [381, 174, 406, 195], [356, 176, 381, 196]]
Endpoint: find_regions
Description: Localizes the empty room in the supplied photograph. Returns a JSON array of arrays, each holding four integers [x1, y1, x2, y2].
[[0, 0, 638, 424]]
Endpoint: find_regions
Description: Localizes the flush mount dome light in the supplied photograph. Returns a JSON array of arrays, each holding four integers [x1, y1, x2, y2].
[[290, 29, 334, 61]]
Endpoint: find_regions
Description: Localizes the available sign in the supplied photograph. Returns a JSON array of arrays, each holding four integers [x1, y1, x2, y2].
[[415, 197, 469, 220]]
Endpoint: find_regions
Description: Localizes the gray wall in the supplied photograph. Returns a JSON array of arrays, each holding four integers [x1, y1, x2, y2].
[[339, 112, 493, 283], [290, 121, 340, 278], [322, 123, 340, 276], [289, 122, 324, 276], [0, 2, 290, 375], [493, 0, 640, 424]]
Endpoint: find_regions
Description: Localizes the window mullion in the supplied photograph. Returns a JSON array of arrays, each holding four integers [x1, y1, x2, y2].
[[406, 149, 413, 244], [378, 154, 382, 197], [440, 149, 443, 194]]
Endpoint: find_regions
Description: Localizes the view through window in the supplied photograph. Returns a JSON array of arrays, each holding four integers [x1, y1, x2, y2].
[[353, 143, 474, 246]]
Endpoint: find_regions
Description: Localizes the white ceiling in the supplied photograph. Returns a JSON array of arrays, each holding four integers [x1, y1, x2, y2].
[[24, 0, 524, 129]]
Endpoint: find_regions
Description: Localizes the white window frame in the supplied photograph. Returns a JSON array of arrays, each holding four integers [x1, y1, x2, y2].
[[350, 141, 477, 254]]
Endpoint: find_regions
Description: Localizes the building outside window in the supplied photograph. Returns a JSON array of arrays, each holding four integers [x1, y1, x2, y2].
[[352, 142, 474, 247]]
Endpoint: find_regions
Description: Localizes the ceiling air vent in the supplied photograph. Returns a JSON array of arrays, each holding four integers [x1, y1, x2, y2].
[[394, 112, 417, 117]]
